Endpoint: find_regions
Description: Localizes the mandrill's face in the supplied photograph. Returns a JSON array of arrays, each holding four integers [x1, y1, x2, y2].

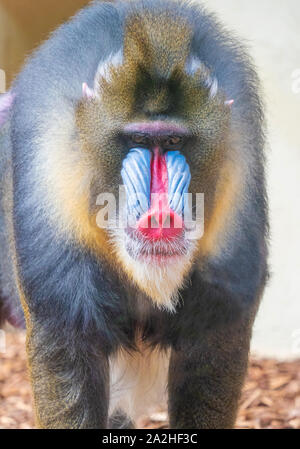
[[113, 121, 198, 309], [76, 47, 231, 309], [120, 122, 192, 259]]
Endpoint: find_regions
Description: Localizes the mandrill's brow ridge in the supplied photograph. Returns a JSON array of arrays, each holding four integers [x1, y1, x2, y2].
[[123, 121, 190, 136]]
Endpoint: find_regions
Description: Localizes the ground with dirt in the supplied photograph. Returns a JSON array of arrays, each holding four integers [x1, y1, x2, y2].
[[0, 332, 299, 429]]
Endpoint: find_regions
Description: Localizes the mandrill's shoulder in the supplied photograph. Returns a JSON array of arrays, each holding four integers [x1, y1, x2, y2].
[[0, 94, 25, 329], [0, 93, 14, 194]]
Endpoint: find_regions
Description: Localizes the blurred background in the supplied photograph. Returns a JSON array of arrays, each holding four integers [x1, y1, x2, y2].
[[0, 0, 299, 429]]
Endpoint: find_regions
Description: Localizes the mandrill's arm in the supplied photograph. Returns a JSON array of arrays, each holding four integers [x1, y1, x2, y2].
[[15, 234, 112, 428]]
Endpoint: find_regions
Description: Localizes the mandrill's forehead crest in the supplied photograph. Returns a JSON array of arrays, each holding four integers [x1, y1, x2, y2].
[[123, 11, 192, 79], [80, 11, 225, 129]]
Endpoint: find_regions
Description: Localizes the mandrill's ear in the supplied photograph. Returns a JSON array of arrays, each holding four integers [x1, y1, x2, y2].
[[82, 50, 123, 100], [82, 82, 95, 99], [0, 92, 15, 127], [224, 99, 234, 107]]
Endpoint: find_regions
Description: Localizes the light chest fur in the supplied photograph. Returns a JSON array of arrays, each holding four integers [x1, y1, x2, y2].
[[109, 342, 171, 424]]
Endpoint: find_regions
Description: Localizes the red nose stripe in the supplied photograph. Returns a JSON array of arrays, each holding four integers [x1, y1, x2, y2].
[[150, 146, 168, 197], [137, 147, 183, 240]]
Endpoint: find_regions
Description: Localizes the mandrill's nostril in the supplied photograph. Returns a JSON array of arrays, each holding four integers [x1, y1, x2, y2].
[[137, 208, 184, 240]]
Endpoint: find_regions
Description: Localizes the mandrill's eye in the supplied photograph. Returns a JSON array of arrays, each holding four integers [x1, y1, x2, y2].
[[131, 133, 149, 146], [163, 136, 183, 150]]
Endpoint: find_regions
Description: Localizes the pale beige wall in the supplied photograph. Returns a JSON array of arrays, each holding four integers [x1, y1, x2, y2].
[[0, 0, 90, 87], [0, 3, 27, 90]]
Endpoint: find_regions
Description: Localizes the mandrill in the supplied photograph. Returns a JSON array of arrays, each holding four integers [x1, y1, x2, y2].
[[0, 0, 268, 429]]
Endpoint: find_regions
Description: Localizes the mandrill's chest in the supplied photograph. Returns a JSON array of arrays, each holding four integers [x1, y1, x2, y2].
[[118, 284, 193, 350]]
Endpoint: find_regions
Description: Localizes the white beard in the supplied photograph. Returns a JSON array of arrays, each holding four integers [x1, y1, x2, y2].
[[110, 228, 196, 311]]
